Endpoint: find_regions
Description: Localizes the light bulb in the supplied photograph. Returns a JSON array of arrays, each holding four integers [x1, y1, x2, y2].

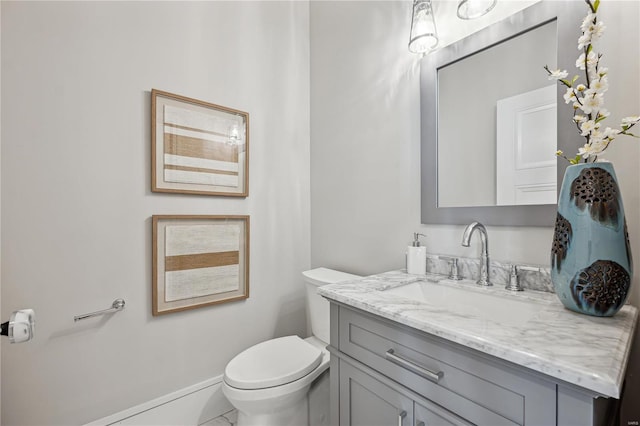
[[457, 0, 497, 20]]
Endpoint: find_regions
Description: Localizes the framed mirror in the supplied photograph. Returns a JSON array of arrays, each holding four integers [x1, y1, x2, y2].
[[420, 1, 585, 226]]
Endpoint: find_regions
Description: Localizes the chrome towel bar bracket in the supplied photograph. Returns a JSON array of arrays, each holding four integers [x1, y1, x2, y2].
[[74, 299, 125, 322]]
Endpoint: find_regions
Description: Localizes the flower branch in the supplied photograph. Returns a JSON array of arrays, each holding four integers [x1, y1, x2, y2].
[[545, 0, 639, 163]]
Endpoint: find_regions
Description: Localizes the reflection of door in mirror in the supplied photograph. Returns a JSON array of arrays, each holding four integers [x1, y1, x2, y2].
[[437, 20, 557, 208], [496, 85, 557, 206]]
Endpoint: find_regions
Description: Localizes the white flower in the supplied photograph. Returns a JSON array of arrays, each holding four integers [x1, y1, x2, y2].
[[592, 139, 609, 154], [579, 138, 609, 158], [588, 67, 601, 81], [576, 84, 587, 92], [580, 93, 604, 114], [564, 88, 577, 104], [581, 13, 597, 32], [621, 116, 640, 125], [578, 144, 591, 157], [578, 33, 591, 50], [589, 21, 606, 41], [602, 127, 621, 139], [576, 53, 586, 69], [548, 69, 568, 80], [590, 129, 604, 141], [597, 109, 610, 119], [598, 67, 608, 77], [591, 76, 608, 93], [578, 143, 603, 159], [573, 114, 587, 123], [576, 51, 598, 70], [580, 120, 599, 136]]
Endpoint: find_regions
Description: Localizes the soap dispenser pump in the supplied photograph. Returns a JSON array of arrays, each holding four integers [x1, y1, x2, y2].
[[407, 233, 427, 275]]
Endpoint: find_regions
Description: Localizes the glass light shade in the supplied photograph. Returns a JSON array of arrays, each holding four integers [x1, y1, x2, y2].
[[457, 0, 497, 20], [408, 0, 439, 54]]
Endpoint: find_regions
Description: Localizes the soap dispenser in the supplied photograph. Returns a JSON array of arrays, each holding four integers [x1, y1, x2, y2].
[[406, 233, 427, 275]]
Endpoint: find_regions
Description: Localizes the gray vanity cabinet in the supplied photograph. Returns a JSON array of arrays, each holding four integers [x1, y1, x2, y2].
[[328, 302, 597, 426], [339, 358, 472, 426]]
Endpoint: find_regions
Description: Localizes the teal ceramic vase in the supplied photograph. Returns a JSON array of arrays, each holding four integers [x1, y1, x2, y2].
[[551, 162, 633, 317]]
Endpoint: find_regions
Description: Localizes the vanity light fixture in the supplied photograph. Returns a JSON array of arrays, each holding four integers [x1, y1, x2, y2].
[[408, 0, 439, 54], [457, 0, 497, 20]]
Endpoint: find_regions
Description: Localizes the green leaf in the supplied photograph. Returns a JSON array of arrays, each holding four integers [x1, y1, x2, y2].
[[595, 115, 607, 124], [593, 0, 600, 12], [572, 75, 580, 84], [560, 79, 571, 87], [587, 44, 593, 55], [570, 155, 582, 165]]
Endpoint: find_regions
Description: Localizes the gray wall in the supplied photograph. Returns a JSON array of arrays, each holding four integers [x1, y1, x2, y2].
[[1, 2, 310, 424], [310, 0, 422, 276], [311, 0, 640, 421]]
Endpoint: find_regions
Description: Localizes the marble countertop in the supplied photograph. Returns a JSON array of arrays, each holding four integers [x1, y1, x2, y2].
[[318, 270, 638, 399]]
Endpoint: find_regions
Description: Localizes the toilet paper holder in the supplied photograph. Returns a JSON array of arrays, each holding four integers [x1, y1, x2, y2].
[[1, 309, 35, 343], [74, 299, 125, 322]]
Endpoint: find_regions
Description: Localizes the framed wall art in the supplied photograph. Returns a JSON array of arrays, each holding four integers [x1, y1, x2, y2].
[[152, 215, 250, 315], [151, 89, 249, 197]]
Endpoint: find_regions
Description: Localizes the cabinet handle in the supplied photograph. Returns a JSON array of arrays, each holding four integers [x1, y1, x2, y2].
[[398, 410, 407, 426], [386, 349, 444, 384]]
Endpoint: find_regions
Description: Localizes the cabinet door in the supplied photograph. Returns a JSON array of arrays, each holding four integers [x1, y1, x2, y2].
[[339, 361, 413, 426], [415, 400, 473, 426]]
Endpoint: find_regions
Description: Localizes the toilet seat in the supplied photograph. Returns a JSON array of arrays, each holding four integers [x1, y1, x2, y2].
[[224, 335, 323, 390]]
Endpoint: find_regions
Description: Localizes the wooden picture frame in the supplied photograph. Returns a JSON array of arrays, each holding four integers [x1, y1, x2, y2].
[[151, 89, 249, 197], [152, 215, 250, 315]]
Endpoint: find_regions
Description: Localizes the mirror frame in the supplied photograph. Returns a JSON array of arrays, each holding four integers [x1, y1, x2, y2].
[[420, 1, 585, 227]]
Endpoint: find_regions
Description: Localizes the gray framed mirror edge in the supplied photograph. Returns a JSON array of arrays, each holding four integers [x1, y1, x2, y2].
[[420, 1, 585, 227]]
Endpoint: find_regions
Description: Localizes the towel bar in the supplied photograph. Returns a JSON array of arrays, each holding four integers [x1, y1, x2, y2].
[[74, 299, 125, 322]]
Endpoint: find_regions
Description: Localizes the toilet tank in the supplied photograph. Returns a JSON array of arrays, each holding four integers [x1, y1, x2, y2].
[[302, 268, 361, 344]]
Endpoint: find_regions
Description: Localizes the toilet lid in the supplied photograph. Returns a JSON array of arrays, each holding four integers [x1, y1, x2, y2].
[[224, 336, 323, 390]]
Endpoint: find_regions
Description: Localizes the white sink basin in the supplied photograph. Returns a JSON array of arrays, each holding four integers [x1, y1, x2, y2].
[[383, 281, 543, 325]]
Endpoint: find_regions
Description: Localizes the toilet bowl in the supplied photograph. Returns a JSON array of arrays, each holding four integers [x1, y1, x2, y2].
[[222, 268, 360, 426]]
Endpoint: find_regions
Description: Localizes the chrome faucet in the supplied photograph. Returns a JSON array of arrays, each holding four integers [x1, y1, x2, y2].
[[461, 222, 492, 286]]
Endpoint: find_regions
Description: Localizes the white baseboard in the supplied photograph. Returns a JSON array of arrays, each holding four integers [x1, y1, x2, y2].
[[85, 375, 233, 426]]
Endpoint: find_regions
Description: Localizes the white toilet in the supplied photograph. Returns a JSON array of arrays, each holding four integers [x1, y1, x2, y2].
[[222, 268, 360, 426]]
